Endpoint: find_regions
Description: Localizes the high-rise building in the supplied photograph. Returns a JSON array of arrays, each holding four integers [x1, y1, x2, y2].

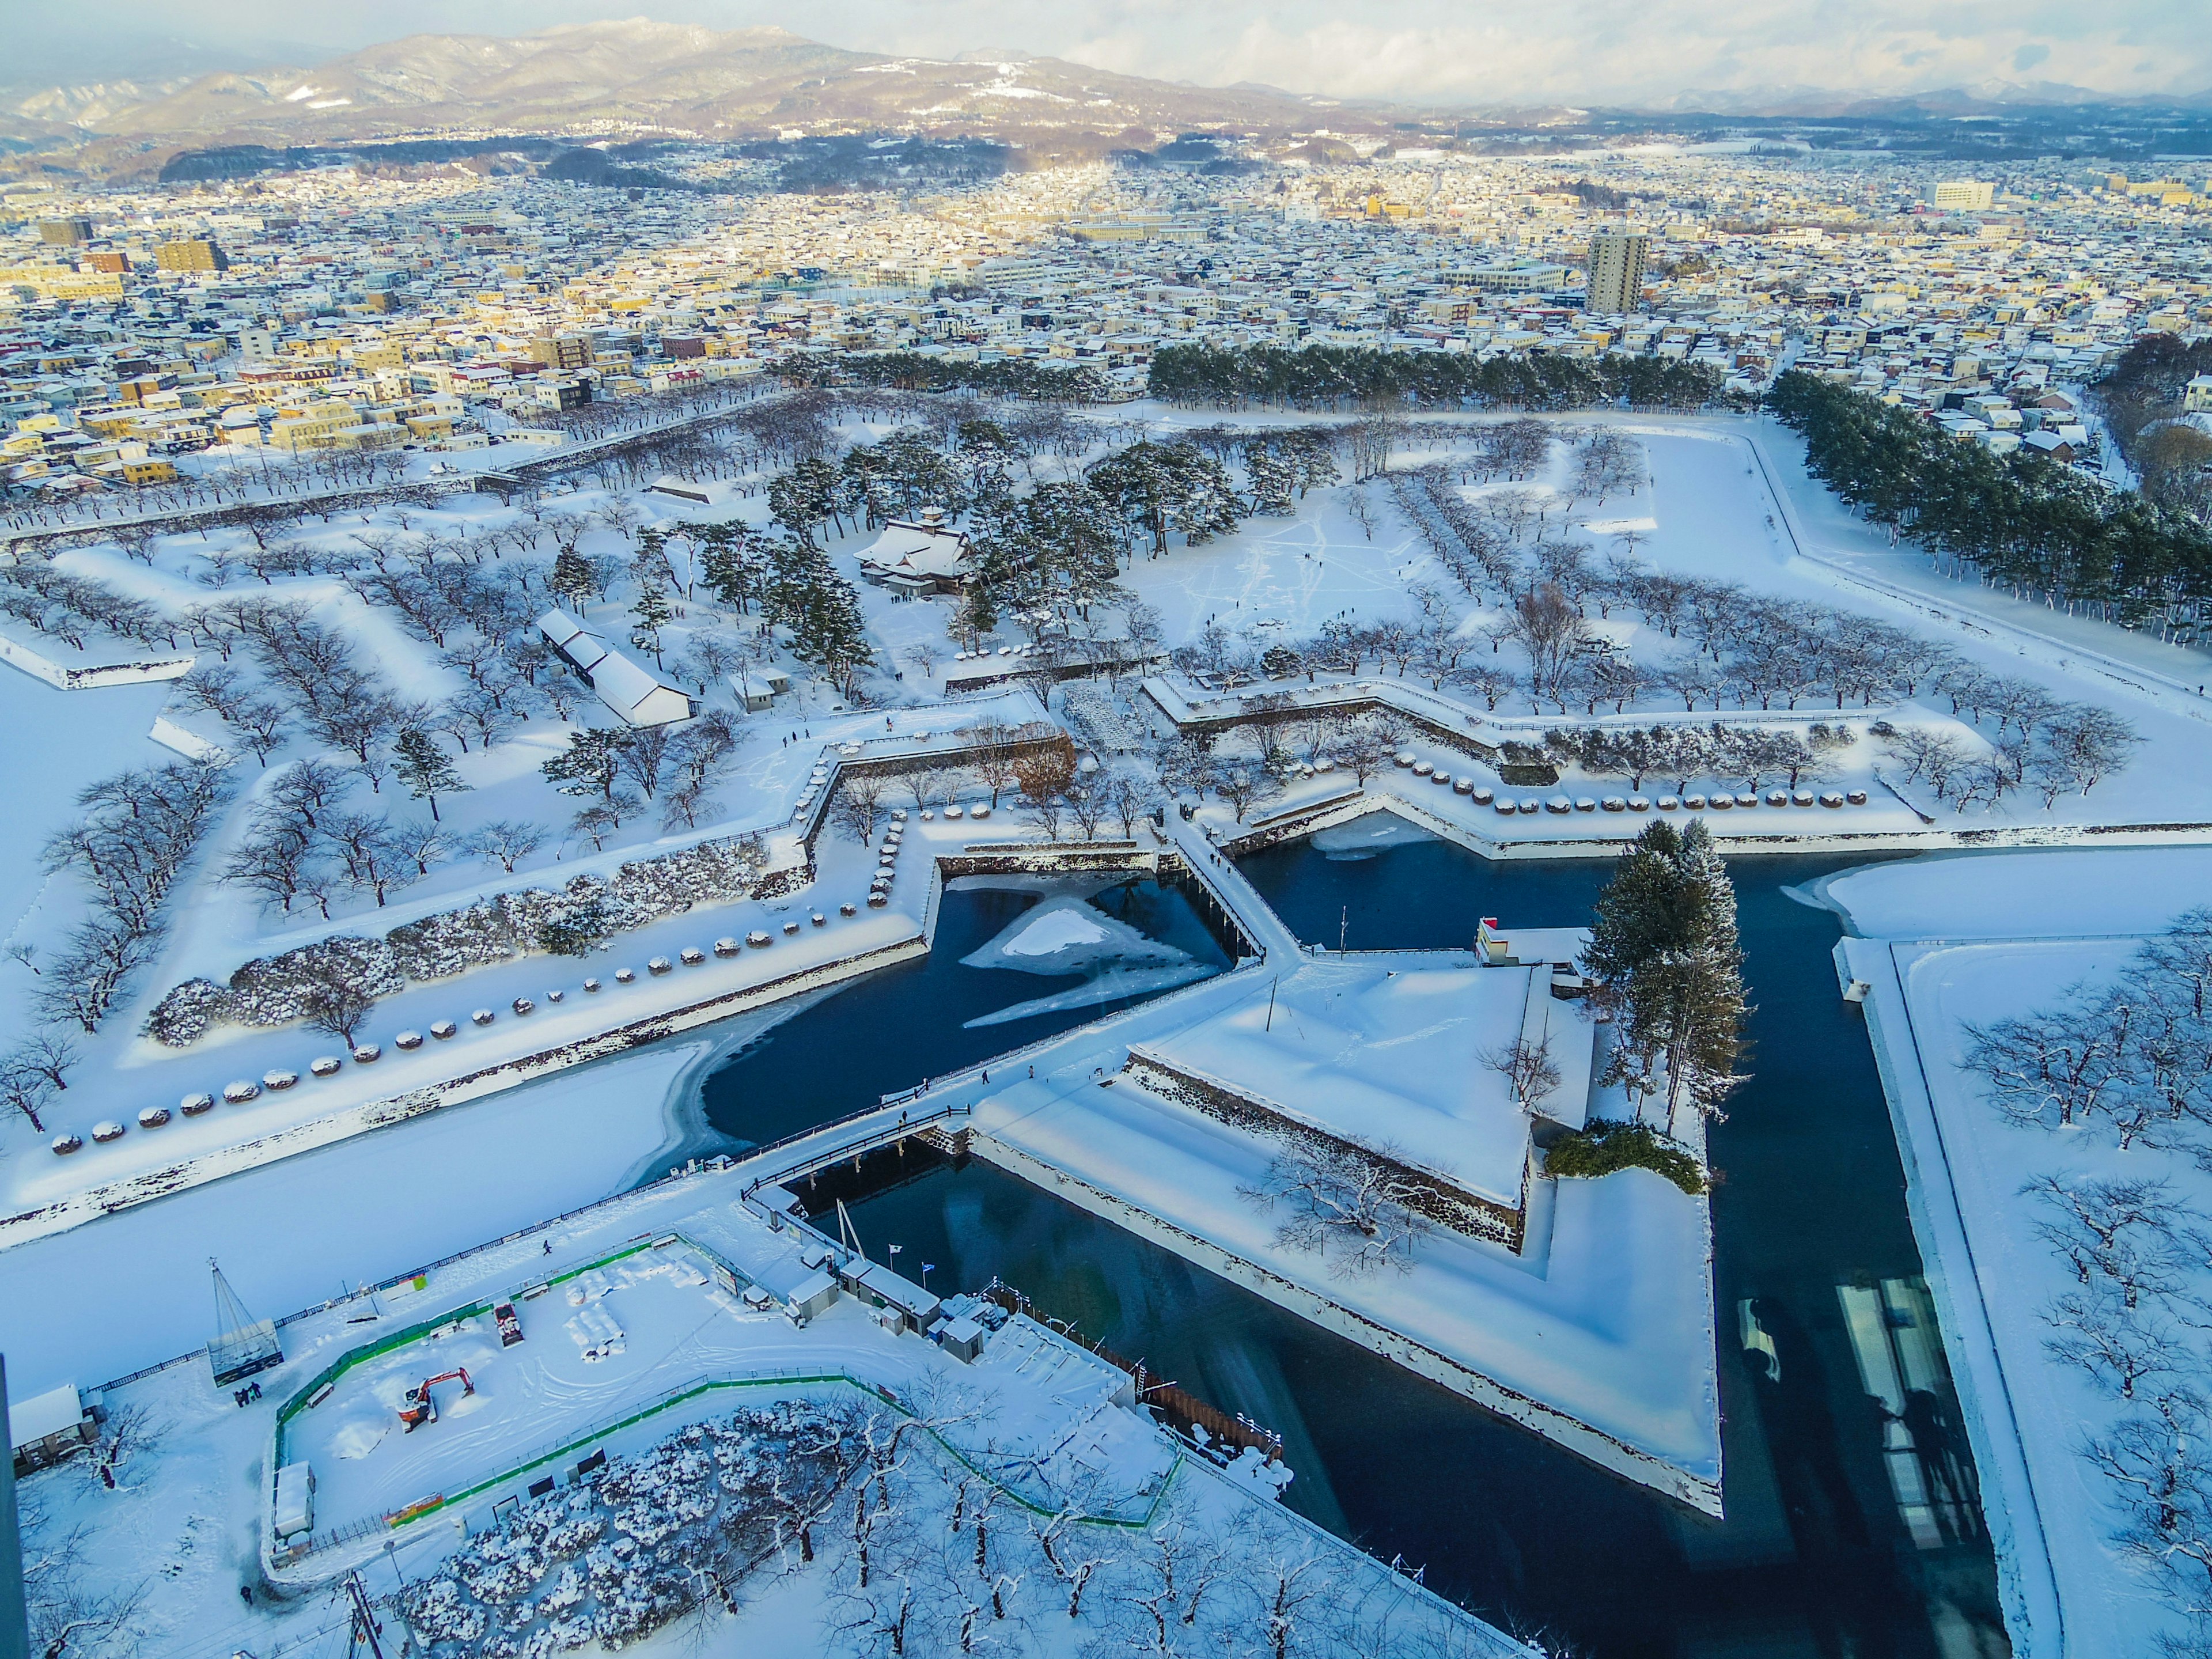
[[38, 218, 93, 245], [154, 239, 228, 273], [1933, 180, 1996, 211], [1586, 231, 1648, 315]]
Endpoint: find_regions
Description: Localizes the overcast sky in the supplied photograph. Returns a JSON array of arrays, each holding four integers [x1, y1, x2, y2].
[[16, 0, 2211, 106]]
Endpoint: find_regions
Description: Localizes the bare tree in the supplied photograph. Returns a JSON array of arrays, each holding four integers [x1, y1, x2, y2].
[[2044, 1285, 2188, 1401], [1013, 746, 1079, 840], [903, 767, 953, 813], [1482, 1034, 1562, 1117], [460, 820, 546, 874], [832, 777, 889, 843], [1240, 1139, 1432, 1278], [1213, 766, 1281, 824]]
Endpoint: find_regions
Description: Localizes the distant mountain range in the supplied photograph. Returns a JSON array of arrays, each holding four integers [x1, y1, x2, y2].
[[2, 19, 2207, 178], [0, 20, 1382, 172]]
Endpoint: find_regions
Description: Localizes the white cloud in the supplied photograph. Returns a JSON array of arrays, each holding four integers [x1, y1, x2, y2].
[[14, 0, 2211, 104]]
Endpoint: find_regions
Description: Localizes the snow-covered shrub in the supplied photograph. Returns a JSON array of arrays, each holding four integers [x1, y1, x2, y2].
[[143, 978, 230, 1046], [145, 831, 774, 1046]]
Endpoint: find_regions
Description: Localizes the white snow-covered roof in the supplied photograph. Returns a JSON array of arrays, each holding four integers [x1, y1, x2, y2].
[[1135, 959, 1592, 1209], [855, 520, 972, 586], [9, 1382, 82, 1450], [647, 475, 739, 506], [536, 608, 693, 728]]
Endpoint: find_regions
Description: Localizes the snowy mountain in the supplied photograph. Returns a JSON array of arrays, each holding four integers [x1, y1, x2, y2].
[[9, 19, 1372, 153]]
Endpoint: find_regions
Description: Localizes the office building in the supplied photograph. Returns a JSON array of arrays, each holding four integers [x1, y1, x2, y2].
[[1933, 180, 1996, 211]]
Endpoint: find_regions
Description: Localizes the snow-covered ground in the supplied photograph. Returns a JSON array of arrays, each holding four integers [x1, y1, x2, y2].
[[6, 1115, 1523, 1659], [1131, 956, 1590, 1211], [0, 1041, 714, 1399], [1822, 847, 2212, 1659]]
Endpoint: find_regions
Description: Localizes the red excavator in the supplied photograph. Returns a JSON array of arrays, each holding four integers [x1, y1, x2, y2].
[[396, 1368, 474, 1432]]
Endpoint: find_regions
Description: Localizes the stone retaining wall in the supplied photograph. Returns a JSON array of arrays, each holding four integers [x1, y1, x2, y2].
[[1122, 1049, 1526, 1251]]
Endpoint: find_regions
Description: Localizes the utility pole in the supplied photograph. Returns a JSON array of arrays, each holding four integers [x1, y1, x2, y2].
[[344, 1571, 387, 1659]]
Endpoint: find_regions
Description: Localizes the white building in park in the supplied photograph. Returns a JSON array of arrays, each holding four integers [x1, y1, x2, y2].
[[536, 609, 697, 728], [1122, 941, 1598, 1252], [854, 505, 973, 596]]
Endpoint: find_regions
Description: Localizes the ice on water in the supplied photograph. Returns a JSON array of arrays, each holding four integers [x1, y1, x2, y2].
[[961, 890, 1217, 1028], [1308, 809, 1436, 861]]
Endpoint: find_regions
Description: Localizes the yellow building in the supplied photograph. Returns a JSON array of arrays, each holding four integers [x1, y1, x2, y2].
[[268, 400, 365, 453], [154, 240, 229, 274]]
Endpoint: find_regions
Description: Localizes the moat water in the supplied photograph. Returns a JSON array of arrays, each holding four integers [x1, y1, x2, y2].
[[694, 827, 2010, 1658]]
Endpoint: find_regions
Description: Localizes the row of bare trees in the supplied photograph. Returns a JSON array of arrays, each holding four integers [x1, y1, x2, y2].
[[1961, 914, 2212, 1642]]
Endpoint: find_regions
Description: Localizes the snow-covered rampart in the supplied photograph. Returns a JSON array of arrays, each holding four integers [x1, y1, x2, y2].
[[0, 630, 195, 688], [966, 1126, 1724, 1515], [0, 931, 930, 1248]]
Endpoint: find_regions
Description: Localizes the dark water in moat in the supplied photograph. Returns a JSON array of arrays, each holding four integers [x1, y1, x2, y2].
[[699, 875, 1234, 1147], [695, 830, 2011, 1658]]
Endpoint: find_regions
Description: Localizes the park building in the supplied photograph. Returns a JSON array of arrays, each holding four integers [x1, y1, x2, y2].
[[536, 609, 697, 728], [1585, 232, 1649, 316], [854, 505, 975, 597]]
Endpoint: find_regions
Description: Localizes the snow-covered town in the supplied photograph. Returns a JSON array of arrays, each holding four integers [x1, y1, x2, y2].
[[4, 10, 2212, 1659]]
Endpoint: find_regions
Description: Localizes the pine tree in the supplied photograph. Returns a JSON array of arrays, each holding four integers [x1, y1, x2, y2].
[[541, 728, 628, 801], [699, 524, 758, 614], [630, 584, 675, 665], [1581, 817, 1749, 1134], [392, 727, 469, 822], [551, 546, 594, 615]]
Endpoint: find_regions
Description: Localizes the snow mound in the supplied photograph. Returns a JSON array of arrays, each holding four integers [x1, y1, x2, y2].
[[960, 895, 1192, 979], [328, 1419, 390, 1461], [1002, 906, 1111, 957]]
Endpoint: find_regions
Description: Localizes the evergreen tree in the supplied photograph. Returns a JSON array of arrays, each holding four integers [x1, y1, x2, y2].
[[1581, 817, 1749, 1135], [768, 457, 842, 546], [785, 571, 876, 698], [550, 546, 594, 614], [541, 728, 628, 801], [392, 726, 469, 823], [630, 583, 675, 665], [698, 524, 759, 614], [1088, 439, 1248, 556]]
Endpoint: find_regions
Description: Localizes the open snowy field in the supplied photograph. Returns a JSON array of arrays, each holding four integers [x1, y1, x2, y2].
[[0, 1040, 713, 1400], [1825, 846, 2212, 1659]]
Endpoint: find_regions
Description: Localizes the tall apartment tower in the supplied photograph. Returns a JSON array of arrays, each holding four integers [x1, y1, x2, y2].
[[1586, 231, 1649, 315], [37, 218, 93, 245]]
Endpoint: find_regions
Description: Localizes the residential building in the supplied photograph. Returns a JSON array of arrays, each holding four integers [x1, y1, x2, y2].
[[154, 240, 229, 274], [1586, 232, 1649, 315]]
